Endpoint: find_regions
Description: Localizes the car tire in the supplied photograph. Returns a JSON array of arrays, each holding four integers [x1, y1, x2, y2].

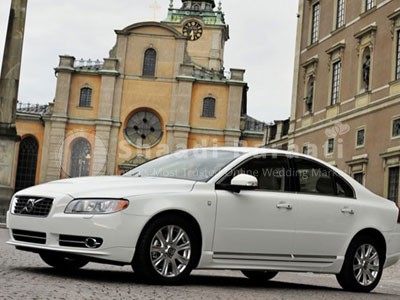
[[132, 215, 200, 284], [336, 235, 383, 293], [241, 270, 278, 281], [39, 251, 89, 271]]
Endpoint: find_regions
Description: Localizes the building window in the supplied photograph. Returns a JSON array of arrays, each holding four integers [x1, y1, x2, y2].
[[202, 97, 216, 117], [336, 0, 345, 29], [365, 0, 375, 11], [79, 87, 92, 107], [331, 61, 341, 105], [393, 118, 400, 138], [388, 167, 400, 203], [311, 2, 320, 44], [124, 109, 163, 149], [15, 136, 39, 192], [192, 4, 200, 10], [356, 128, 365, 147], [327, 138, 335, 154], [143, 48, 157, 77], [70, 138, 91, 178], [396, 30, 400, 81], [354, 172, 364, 185]]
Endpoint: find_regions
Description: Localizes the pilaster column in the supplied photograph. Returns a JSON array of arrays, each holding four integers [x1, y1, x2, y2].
[[44, 119, 67, 182], [41, 56, 74, 182], [225, 69, 246, 146], [92, 59, 119, 176], [53, 55, 75, 116], [167, 66, 195, 151]]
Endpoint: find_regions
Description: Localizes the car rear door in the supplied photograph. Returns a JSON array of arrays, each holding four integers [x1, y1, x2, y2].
[[290, 157, 358, 258]]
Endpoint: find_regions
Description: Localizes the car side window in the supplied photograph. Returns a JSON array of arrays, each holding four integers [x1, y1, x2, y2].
[[293, 158, 354, 198], [335, 176, 354, 198], [220, 155, 290, 192]]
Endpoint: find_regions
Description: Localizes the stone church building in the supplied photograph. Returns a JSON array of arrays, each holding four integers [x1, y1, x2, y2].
[[12, 0, 264, 192]]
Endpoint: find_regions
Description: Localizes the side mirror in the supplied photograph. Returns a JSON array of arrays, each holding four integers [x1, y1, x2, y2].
[[215, 174, 258, 193], [231, 174, 258, 188]]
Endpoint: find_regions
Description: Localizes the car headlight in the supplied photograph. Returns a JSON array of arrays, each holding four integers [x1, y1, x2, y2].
[[65, 199, 129, 214]]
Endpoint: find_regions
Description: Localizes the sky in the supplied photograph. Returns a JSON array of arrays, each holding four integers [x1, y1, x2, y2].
[[0, 0, 298, 123]]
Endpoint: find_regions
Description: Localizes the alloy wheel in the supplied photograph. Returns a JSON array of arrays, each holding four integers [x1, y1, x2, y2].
[[353, 243, 380, 286], [150, 225, 192, 278]]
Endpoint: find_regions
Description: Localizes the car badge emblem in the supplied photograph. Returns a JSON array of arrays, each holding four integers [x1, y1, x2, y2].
[[22, 198, 44, 214], [24, 199, 36, 213]]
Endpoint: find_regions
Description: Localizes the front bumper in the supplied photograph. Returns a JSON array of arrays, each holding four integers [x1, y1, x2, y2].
[[6, 207, 148, 264]]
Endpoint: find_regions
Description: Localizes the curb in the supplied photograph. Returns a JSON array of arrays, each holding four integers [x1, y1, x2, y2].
[[0, 223, 6, 229]]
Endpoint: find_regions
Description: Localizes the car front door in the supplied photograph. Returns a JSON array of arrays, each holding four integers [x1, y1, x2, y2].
[[213, 155, 296, 263]]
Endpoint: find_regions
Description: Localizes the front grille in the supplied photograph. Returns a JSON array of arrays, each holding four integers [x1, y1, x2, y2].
[[59, 234, 103, 248], [13, 196, 53, 217], [13, 229, 46, 244]]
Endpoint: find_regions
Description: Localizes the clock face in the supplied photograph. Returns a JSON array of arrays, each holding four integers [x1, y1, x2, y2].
[[182, 21, 203, 41], [124, 110, 163, 149]]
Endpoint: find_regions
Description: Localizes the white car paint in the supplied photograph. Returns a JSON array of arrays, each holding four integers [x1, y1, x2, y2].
[[5, 147, 400, 290]]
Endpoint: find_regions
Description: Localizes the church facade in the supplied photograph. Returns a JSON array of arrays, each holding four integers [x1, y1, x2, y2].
[[12, 0, 264, 193]]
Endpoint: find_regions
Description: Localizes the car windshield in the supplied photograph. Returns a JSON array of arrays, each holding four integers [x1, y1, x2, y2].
[[123, 149, 244, 182]]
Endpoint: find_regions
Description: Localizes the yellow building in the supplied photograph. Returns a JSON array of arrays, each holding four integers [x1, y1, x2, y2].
[[13, 0, 264, 192]]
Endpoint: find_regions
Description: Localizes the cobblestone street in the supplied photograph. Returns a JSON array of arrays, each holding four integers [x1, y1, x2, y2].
[[1, 228, 400, 300]]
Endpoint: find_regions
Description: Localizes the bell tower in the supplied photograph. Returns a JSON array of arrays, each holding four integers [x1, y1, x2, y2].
[[163, 0, 229, 70]]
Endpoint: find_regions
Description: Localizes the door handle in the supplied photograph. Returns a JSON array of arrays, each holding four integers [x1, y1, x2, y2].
[[341, 207, 354, 215], [276, 202, 293, 210]]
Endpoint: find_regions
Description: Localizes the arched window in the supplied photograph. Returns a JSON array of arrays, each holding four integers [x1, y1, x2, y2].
[[15, 136, 39, 192], [143, 48, 157, 77], [202, 97, 216, 117], [79, 87, 92, 107], [69, 138, 91, 178]]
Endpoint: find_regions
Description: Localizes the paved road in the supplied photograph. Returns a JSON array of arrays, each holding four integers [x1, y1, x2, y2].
[[1, 228, 400, 299]]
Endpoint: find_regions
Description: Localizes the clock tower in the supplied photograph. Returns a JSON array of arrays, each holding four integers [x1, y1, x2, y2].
[[163, 0, 229, 70]]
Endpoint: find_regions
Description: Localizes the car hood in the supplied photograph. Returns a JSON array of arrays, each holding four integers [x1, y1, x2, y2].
[[15, 176, 196, 199]]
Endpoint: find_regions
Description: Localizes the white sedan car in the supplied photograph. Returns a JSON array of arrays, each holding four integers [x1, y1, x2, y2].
[[6, 148, 400, 292]]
